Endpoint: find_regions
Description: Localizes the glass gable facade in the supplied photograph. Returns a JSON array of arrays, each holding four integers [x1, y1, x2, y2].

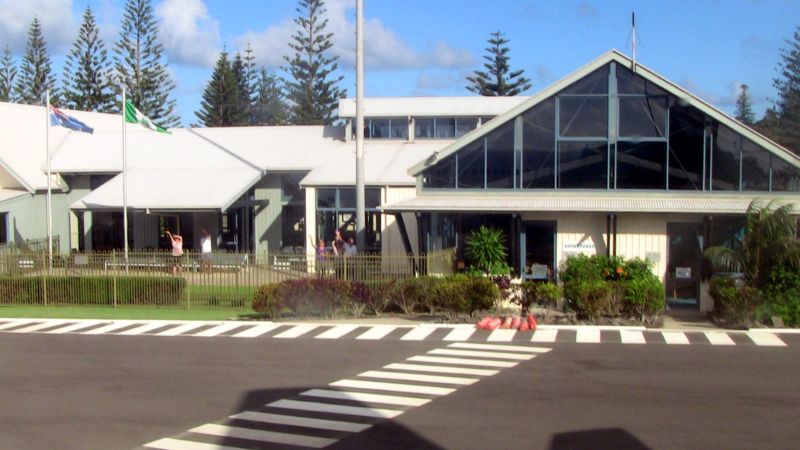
[[421, 62, 800, 192]]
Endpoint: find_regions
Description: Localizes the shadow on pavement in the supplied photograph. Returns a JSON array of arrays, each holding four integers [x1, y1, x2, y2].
[[549, 428, 652, 450], [199, 387, 446, 449]]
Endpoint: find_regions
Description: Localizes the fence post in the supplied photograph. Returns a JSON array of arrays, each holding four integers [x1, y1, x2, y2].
[[112, 250, 118, 308], [41, 252, 48, 307]]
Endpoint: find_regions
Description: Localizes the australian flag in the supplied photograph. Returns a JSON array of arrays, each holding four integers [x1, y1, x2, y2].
[[50, 106, 94, 134]]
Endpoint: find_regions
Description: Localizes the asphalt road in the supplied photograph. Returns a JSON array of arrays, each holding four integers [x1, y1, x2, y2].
[[1, 332, 798, 450]]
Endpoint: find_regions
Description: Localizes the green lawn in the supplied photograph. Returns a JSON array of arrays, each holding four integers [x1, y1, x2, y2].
[[0, 305, 258, 321]]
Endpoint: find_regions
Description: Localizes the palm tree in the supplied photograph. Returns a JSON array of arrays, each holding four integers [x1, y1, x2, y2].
[[704, 200, 800, 289]]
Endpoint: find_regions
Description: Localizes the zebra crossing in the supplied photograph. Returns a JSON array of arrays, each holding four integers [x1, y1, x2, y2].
[[0, 318, 794, 346], [143, 342, 550, 449]]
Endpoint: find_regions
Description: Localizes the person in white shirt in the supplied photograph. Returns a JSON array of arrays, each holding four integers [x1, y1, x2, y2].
[[200, 229, 213, 273]]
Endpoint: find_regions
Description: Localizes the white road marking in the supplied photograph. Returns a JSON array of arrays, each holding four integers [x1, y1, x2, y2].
[[315, 324, 359, 339], [576, 328, 601, 343], [273, 324, 319, 338], [747, 332, 787, 347], [408, 355, 518, 368], [356, 325, 397, 340], [192, 323, 243, 337], [662, 331, 691, 345], [0, 320, 33, 331], [230, 410, 371, 432], [82, 321, 136, 335], [384, 363, 499, 377], [45, 320, 106, 334], [428, 348, 534, 360], [9, 320, 70, 333], [530, 328, 558, 342], [190, 423, 336, 449], [230, 323, 280, 338], [620, 330, 646, 344], [400, 326, 437, 341], [704, 332, 736, 346], [487, 329, 517, 342], [145, 437, 246, 450], [359, 370, 478, 385], [330, 379, 456, 396], [268, 399, 402, 419], [443, 326, 476, 341], [156, 322, 208, 337], [118, 322, 174, 336], [448, 342, 551, 353], [301, 389, 430, 407]]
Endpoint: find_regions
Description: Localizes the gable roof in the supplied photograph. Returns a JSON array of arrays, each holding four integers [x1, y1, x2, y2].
[[408, 49, 800, 176]]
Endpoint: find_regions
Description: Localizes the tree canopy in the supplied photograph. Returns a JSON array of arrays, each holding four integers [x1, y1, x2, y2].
[[14, 17, 57, 105], [62, 7, 115, 112], [466, 31, 531, 96], [284, 0, 345, 125], [772, 25, 800, 155]]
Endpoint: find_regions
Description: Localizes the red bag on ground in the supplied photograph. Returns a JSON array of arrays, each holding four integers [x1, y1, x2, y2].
[[500, 316, 513, 329], [519, 320, 530, 332], [476, 316, 493, 329], [487, 318, 502, 330], [510, 316, 522, 329], [527, 314, 538, 331]]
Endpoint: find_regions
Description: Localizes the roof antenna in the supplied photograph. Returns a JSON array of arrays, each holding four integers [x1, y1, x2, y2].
[[631, 12, 637, 72]]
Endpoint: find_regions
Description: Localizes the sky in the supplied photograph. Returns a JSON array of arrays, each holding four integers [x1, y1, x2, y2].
[[1, 0, 798, 126]]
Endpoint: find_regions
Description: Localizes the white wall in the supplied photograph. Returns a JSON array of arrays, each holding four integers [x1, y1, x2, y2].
[[382, 186, 418, 255]]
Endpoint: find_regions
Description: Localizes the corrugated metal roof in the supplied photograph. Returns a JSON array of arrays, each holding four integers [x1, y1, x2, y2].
[[382, 195, 800, 214]]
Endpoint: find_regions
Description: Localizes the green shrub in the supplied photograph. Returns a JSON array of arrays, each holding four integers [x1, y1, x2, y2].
[[0, 276, 185, 306], [252, 278, 357, 319], [624, 276, 666, 321], [709, 276, 761, 329], [761, 266, 800, 326], [465, 226, 509, 275], [517, 281, 561, 315], [567, 279, 613, 322], [460, 275, 499, 316]]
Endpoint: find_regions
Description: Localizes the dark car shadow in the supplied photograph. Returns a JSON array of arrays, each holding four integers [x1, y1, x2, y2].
[[549, 428, 652, 450], [194, 387, 445, 449]]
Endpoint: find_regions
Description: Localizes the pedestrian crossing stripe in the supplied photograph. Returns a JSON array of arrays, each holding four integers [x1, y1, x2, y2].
[[144, 342, 548, 449], [0, 318, 792, 347]]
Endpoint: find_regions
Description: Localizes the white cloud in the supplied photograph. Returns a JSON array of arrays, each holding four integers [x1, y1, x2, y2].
[[235, 0, 473, 71], [156, 0, 220, 68], [0, 0, 76, 53]]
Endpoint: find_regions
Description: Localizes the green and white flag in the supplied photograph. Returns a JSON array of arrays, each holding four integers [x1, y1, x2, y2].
[[124, 100, 170, 134]]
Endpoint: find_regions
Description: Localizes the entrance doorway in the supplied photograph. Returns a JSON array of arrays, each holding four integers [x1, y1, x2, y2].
[[521, 221, 556, 281], [666, 222, 704, 309]]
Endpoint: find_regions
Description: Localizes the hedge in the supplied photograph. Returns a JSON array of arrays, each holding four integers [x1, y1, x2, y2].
[[0, 276, 186, 306]]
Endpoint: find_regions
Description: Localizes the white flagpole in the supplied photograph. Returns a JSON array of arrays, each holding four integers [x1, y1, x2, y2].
[[122, 86, 129, 265], [355, 0, 365, 250], [45, 91, 53, 270]]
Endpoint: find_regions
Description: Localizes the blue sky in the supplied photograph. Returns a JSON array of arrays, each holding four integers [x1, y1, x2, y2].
[[1, 0, 798, 126]]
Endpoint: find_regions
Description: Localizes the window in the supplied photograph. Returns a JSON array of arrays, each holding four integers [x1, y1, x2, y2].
[[522, 99, 556, 188], [618, 96, 666, 138], [415, 117, 481, 140], [559, 96, 608, 138], [667, 104, 704, 190], [711, 125, 740, 191], [316, 187, 382, 252], [485, 122, 515, 188], [741, 138, 770, 191], [457, 140, 485, 189], [281, 173, 304, 200], [616, 141, 667, 189], [422, 154, 456, 188], [772, 156, 800, 192], [0, 212, 7, 244], [558, 141, 608, 189], [366, 118, 407, 139]]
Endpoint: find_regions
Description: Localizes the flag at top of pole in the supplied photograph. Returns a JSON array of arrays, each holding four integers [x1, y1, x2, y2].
[[50, 106, 94, 133], [124, 100, 170, 134]]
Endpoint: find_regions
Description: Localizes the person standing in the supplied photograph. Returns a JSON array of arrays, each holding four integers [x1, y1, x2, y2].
[[200, 229, 212, 273], [166, 230, 183, 275], [343, 236, 357, 280], [332, 229, 345, 278]]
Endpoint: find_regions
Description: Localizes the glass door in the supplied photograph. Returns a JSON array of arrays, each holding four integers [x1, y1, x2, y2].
[[666, 222, 704, 309], [520, 221, 556, 281]]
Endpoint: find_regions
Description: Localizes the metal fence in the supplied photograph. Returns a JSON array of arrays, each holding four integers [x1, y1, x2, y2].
[[0, 248, 456, 310]]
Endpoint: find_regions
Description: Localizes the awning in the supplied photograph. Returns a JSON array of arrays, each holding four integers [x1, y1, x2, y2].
[[382, 195, 800, 214]]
